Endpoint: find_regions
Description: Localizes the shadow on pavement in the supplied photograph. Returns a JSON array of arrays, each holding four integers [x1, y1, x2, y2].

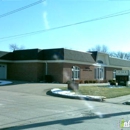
[[1, 111, 130, 130]]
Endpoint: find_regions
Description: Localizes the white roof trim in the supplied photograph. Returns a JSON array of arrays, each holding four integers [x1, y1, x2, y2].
[[0, 59, 130, 69], [0, 60, 94, 65]]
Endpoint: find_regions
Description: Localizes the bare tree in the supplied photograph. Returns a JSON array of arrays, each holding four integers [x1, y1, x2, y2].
[[109, 51, 116, 57], [9, 44, 25, 51], [109, 51, 124, 58], [9, 44, 18, 51], [88, 45, 108, 53], [102, 45, 108, 53], [110, 51, 130, 60], [124, 52, 130, 60], [88, 45, 130, 60]]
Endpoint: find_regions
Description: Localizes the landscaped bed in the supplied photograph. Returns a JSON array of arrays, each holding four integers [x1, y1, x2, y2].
[[61, 86, 130, 98]]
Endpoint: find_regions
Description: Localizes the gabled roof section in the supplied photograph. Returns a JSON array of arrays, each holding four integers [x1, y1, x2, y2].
[[88, 51, 97, 61], [64, 49, 95, 63]]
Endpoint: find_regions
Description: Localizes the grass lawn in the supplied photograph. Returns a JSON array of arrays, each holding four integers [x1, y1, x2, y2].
[[62, 86, 130, 98]]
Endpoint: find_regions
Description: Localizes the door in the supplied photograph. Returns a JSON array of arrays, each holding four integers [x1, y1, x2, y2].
[[0, 64, 7, 79]]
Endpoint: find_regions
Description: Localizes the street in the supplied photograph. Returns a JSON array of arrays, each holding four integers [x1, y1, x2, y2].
[[0, 83, 130, 130]]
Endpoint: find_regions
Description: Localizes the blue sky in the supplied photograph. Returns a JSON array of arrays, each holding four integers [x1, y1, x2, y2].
[[0, 0, 130, 52]]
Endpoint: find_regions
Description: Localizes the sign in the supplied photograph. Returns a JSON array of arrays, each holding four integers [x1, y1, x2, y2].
[[116, 70, 129, 76], [116, 76, 128, 86], [83, 67, 92, 71]]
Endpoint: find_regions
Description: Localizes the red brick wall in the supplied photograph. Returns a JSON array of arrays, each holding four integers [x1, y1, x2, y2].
[[7, 62, 63, 82], [7, 63, 45, 82], [6, 61, 123, 83], [63, 63, 95, 83], [105, 67, 122, 80], [37, 63, 46, 81], [81, 65, 95, 81], [47, 63, 63, 83]]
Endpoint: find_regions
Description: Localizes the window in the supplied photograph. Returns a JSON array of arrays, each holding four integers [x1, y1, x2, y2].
[[94, 67, 104, 80], [113, 70, 116, 80], [97, 60, 103, 64], [72, 66, 80, 80]]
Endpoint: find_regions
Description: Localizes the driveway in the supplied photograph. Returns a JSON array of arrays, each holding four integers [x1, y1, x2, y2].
[[0, 82, 130, 130], [0, 82, 67, 96]]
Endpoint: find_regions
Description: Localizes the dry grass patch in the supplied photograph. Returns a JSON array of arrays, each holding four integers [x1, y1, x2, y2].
[[61, 86, 130, 98], [78, 86, 130, 98]]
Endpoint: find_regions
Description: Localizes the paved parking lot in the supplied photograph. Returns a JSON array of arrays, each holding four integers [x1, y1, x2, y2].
[[0, 82, 130, 130]]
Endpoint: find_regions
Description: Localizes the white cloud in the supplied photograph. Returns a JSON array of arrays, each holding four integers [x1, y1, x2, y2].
[[43, 11, 50, 29]]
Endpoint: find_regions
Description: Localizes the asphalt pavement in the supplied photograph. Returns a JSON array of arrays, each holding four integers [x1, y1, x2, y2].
[[0, 82, 130, 130]]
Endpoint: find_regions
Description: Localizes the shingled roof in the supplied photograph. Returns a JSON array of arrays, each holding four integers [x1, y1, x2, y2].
[[0, 51, 9, 57], [1, 48, 130, 68], [13, 49, 41, 60], [109, 57, 130, 67], [0, 51, 13, 60], [64, 49, 95, 63]]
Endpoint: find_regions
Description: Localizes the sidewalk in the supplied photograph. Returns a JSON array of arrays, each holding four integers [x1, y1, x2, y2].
[[105, 94, 130, 104]]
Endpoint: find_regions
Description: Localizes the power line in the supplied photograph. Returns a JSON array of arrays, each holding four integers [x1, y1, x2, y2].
[[0, 0, 45, 18], [1, 8, 130, 40]]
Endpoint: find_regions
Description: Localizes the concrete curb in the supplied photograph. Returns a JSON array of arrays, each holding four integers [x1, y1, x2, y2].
[[49, 88, 106, 102]]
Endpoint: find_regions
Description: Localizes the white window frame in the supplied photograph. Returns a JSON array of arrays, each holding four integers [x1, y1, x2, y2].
[[113, 70, 116, 80], [94, 67, 104, 80], [72, 66, 80, 80]]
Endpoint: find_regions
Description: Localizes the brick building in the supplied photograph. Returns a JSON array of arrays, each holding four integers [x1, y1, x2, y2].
[[0, 48, 130, 83]]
